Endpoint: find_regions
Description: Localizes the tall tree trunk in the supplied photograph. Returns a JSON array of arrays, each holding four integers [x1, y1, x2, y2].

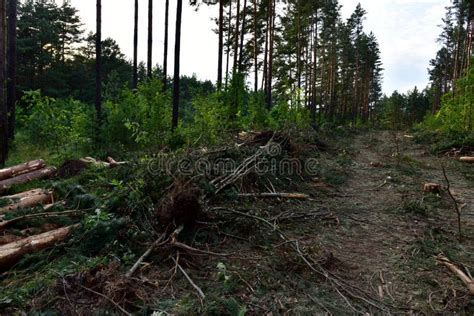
[[311, 10, 318, 125], [95, 0, 102, 134], [217, 0, 224, 91], [238, 0, 247, 72], [163, 0, 169, 90], [133, 0, 138, 89], [172, 0, 183, 131], [225, 1, 232, 89], [253, 0, 258, 92], [265, 0, 274, 109], [147, 0, 153, 78], [6, 0, 15, 141], [233, 0, 241, 73], [261, 5, 268, 92], [0, 0, 6, 166]]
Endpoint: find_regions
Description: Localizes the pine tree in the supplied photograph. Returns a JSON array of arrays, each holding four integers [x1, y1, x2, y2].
[[95, 0, 102, 132], [0, 0, 7, 165], [7, 0, 16, 140], [163, 0, 169, 90], [133, 0, 138, 88], [217, 0, 224, 90], [147, 0, 153, 78], [172, 0, 183, 130]]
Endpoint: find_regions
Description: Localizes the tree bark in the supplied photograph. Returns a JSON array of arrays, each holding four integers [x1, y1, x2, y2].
[[0, 189, 53, 214], [265, 0, 275, 109], [6, 0, 15, 141], [132, 0, 138, 89], [172, 0, 183, 131], [0, 225, 77, 270], [95, 0, 102, 134], [233, 0, 241, 73], [224, 1, 232, 89], [217, 0, 224, 90], [163, 0, 169, 90], [147, 0, 153, 78], [0, 159, 45, 180], [253, 0, 258, 92], [238, 0, 247, 72], [311, 9, 318, 125], [0, 167, 56, 193], [0, 0, 6, 166]]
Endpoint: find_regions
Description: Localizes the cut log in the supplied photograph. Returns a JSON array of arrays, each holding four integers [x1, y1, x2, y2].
[[0, 160, 46, 181], [80, 157, 127, 169], [0, 210, 81, 230], [0, 167, 57, 193], [0, 189, 53, 214], [0, 225, 78, 270], [459, 157, 474, 164], [437, 255, 474, 295], [237, 192, 310, 199]]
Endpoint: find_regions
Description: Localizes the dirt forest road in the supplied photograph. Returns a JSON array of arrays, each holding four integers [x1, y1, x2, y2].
[[319, 130, 473, 313]]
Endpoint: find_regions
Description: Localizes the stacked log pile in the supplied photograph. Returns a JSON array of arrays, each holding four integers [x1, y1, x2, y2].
[[0, 160, 56, 193], [0, 160, 69, 270]]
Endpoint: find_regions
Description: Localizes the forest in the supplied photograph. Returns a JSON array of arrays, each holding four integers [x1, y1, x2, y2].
[[0, 0, 472, 314]]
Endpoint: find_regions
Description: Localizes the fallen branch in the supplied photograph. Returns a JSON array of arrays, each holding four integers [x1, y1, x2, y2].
[[0, 225, 78, 270], [171, 241, 230, 257], [0, 160, 46, 181], [0, 167, 57, 193], [436, 255, 474, 295], [237, 192, 310, 199], [442, 166, 462, 242], [172, 256, 205, 300], [80, 157, 128, 169], [211, 207, 389, 312], [0, 210, 82, 230], [0, 189, 53, 214], [125, 225, 183, 278], [210, 140, 276, 193], [80, 285, 132, 316], [459, 157, 474, 164]]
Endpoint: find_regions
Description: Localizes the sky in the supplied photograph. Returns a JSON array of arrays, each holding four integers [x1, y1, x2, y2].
[[58, 0, 448, 95]]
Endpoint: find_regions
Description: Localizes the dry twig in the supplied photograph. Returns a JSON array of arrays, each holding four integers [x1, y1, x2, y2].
[[172, 256, 205, 300], [441, 165, 462, 242]]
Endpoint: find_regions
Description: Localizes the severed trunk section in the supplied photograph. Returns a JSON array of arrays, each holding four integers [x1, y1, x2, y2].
[[0, 159, 45, 181], [0, 189, 53, 214], [0, 167, 56, 192], [0, 225, 77, 270]]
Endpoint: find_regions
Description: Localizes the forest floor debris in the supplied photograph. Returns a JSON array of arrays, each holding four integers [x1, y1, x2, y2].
[[0, 130, 473, 314]]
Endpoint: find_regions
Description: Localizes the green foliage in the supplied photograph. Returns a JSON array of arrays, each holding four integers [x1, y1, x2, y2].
[[416, 60, 474, 149], [104, 79, 171, 150], [432, 64, 474, 133], [16, 90, 94, 159], [268, 100, 311, 130], [240, 92, 269, 129], [181, 93, 230, 145]]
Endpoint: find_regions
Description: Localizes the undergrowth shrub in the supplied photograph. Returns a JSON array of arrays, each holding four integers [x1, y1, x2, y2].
[[269, 100, 311, 130], [416, 59, 474, 149], [104, 79, 171, 149], [181, 93, 230, 146], [17, 90, 94, 159]]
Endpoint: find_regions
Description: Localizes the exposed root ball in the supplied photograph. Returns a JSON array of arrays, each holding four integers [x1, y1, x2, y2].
[[56, 160, 90, 178], [155, 185, 201, 227]]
